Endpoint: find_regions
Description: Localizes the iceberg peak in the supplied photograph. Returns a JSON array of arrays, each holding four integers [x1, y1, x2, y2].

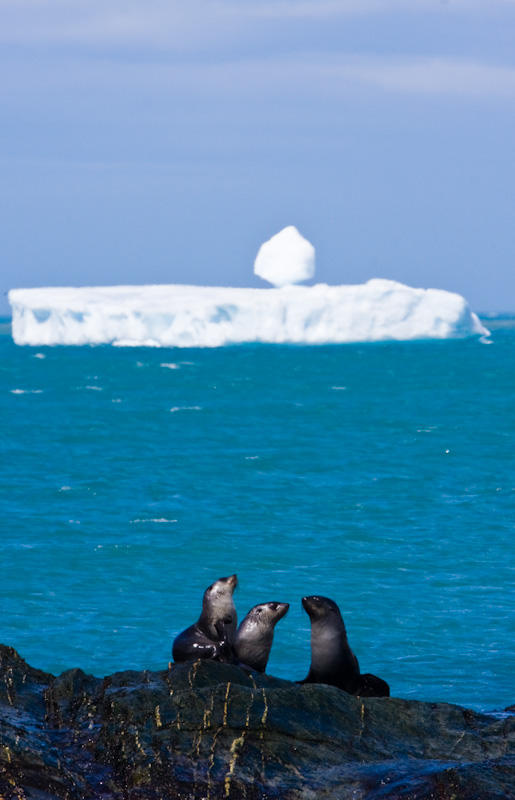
[[254, 226, 316, 287]]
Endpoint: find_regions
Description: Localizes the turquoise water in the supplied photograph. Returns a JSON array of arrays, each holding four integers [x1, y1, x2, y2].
[[1, 321, 514, 711]]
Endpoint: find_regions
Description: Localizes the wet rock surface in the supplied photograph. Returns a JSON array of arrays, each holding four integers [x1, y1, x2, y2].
[[0, 644, 514, 799]]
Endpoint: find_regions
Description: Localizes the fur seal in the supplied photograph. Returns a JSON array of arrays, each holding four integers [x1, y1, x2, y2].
[[234, 602, 289, 673], [172, 574, 238, 664], [299, 595, 389, 697]]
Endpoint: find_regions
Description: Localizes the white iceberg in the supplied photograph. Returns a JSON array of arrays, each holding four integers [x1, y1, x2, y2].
[[254, 226, 316, 287], [8, 279, 488, 347]]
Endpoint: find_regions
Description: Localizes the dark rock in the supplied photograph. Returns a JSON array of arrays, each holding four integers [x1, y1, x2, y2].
[[0, 644, 514, 799]]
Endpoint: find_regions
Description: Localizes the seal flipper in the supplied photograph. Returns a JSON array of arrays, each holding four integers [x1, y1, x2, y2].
[[192, 642, 219, 660], [214, 619, 239, 664], [172, 625, 219, 662], [355, 673, 390, 697]]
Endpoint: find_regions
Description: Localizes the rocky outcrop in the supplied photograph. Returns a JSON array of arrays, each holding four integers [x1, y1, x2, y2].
[[0, 644, 514, 799]]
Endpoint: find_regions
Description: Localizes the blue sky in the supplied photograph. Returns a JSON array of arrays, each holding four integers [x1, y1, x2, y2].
[[1, 0, 514, 315]]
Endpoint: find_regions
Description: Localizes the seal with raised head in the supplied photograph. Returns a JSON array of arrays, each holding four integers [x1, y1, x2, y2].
[[172, 574, 238, 664], [299, 595, 389, 697], [234, 601, 289, 673]]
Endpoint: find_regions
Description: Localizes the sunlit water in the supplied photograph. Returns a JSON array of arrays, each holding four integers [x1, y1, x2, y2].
[[1, 319, 514, 711]]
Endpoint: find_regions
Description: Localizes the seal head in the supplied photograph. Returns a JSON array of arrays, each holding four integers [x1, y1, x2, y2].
[[235, 601, 289, 673], [300, 595, 389, 697]]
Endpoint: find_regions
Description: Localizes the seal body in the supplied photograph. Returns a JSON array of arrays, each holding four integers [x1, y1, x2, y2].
[[235, 602, 289, 672], [300, 595, 389, 697], [172, 574, 238, 664]]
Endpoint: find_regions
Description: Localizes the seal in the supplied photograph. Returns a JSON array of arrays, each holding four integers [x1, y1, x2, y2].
[[299, 595, 389, 697], [234, 602, 289, 673], [172, 574, 239, 664]]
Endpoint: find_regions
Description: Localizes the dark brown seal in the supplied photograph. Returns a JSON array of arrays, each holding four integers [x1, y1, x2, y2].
[[299, 595, 389, 697], [172, 574, 238, 663]]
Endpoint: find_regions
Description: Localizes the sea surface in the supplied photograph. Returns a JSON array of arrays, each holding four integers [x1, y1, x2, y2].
[[1, 318, 514, 712]]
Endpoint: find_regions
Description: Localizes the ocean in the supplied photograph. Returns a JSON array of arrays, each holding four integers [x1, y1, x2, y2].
[[1, 318, 514, 712]]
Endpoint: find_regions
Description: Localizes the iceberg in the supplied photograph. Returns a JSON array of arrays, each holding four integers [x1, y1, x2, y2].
[[254, 226, 315, 287], [8, 280, 488, 347]]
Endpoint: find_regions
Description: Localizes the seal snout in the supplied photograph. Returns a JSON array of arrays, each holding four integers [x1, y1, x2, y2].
[[269, 601, 289, 621], [301, 596, 313, 616], [302, 595, 329, 619], [302, 595, 319, 608], [223, 574, 238, 591]]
